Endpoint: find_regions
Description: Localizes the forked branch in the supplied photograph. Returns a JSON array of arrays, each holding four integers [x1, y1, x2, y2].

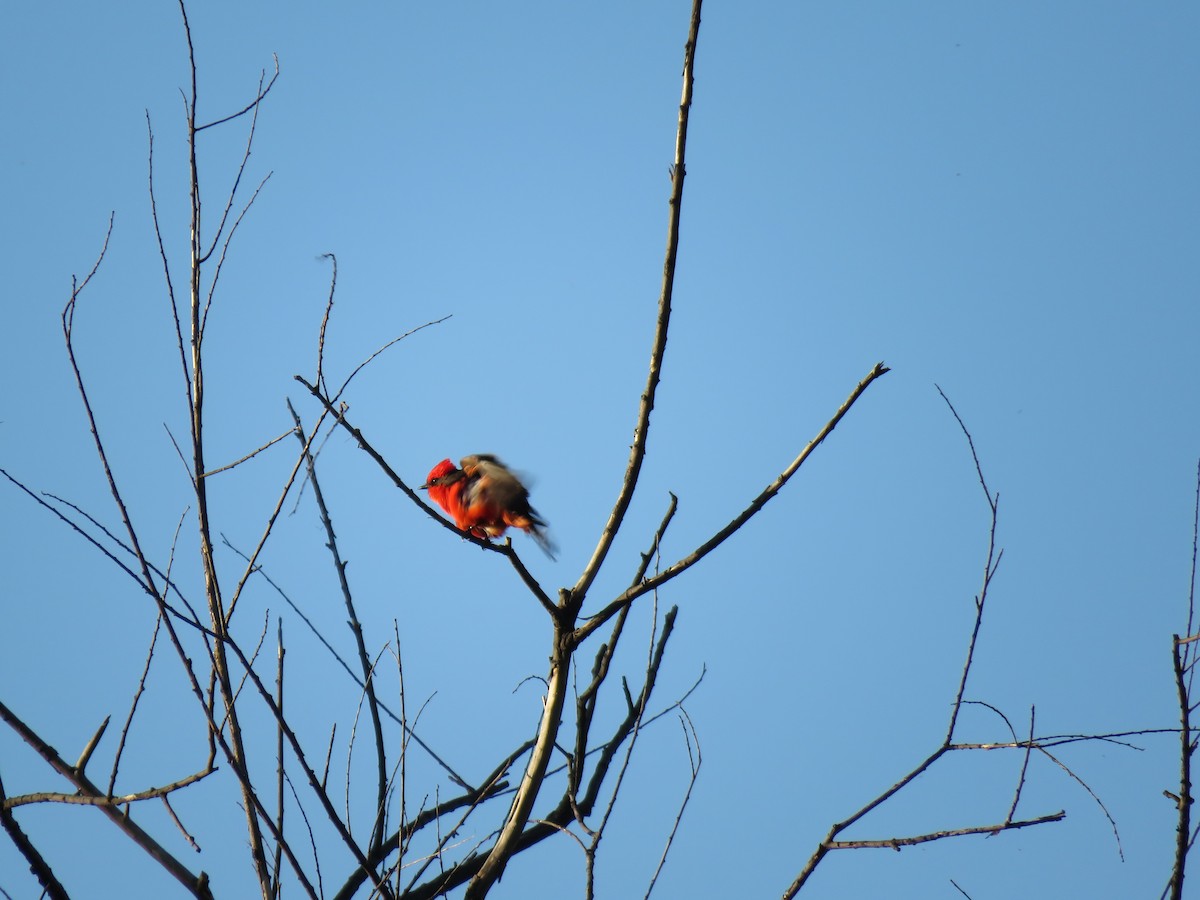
[[782, 392, 1057, 899]]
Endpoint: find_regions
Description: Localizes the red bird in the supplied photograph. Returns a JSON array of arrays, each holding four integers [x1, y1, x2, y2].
[[420, 454, 555, 558]]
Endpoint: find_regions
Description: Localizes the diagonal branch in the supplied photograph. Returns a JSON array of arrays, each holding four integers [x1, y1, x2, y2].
[[0, 699, 213, 899], [221, 533, 471, 788], [199, 61, 275, 266], [195, 54, 280, 132], [213, 635, 392, 897], [288, 400, 389, 857], [293, 375, 556, 614], [0, 772, 70, 900], [576, 361, 889, 645]]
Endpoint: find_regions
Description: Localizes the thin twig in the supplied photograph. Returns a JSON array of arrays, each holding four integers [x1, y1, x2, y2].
[[199, 59, 273, 263], [223, 407, 328, 625], [162, 793, 202, 853], [937, 386, 1001, 743], [286, 772, 324, 899], [783, 391, 1017, 899], [1185, 458, 1200, 697], [108, 614, 164, 797], [202, 428, 295, 478], [316, 253, 337, 395], [202, 172, 272, 328], [214, 634, 393, 897], [145, 112, 189, 403], [999, 705, 1036, 830], [329, 316, 453, 406], [643, 710, 701, 899], [196, 54, 280, 132], [221, 532, 470, 786]]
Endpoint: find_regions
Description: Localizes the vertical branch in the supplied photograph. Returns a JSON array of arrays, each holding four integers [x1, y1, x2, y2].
[[1185, 459, 1200, 697], [937, 384, 1001, 744], [1169, 462, 1200, 900], [316, 254, 337, 396], [393, 622, 409, 896], [572, 0, 704, 610], [273, 618, 285, 900], [468, 5, 704, 895], [175, 1, 271, 892], [146, 113, 191, 410], [1170, 635, 1193, 900]]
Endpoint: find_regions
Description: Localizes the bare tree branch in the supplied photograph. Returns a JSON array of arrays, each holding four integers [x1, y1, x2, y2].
[[273, 619, 286, 900], [576, 360, 889, 646], [999, 705, 1036, 829], [220, 533, 471, 788], [316, 253, 337, 395], [643, 710, 701, 899], [108, 615, 164, 797], [782, 391, 1036, 899], [172, 1, 275, 887], [0, 773, 71, 900], [292, 376, 560, 616], [936, 384, 1001, 743], [195, 54, 280, 132], [202, 428, 294, 478], [0, 700, 213, 898], [5, 769, 214, 809], [571, 0, 704, 612], [825, 812, 1065, 850], [199, 58, 274, 265], [1167, 459, 1200, 900]]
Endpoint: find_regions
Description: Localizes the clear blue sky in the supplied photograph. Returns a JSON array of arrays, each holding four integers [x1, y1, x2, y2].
[[3, 2, 1199, 897]]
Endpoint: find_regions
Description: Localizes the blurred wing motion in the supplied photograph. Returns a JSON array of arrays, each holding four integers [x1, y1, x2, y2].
[[420, 454, 556, 559]]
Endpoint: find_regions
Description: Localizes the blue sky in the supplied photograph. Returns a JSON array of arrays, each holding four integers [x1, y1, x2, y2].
[[3, 2, 1199, 897]]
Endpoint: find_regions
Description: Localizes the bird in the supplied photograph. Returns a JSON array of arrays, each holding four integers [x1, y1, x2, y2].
[[420, 454, 556, 558]]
